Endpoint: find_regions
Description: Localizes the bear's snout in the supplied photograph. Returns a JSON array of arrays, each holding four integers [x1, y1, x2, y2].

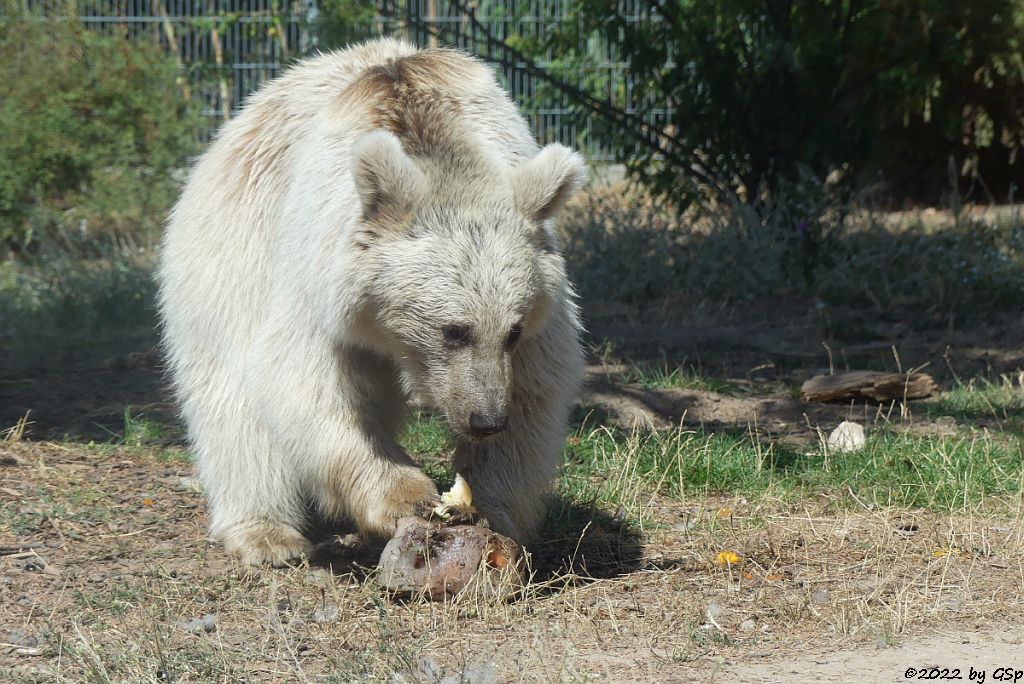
[[468, 409, 509, 438]]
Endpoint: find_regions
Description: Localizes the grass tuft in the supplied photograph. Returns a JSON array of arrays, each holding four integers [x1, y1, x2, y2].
[[560, 422, 1022, 517]]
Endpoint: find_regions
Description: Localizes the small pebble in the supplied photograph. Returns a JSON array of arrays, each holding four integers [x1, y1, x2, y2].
[[811, 587, 830, 605], [172, 613, 216, 635], [5, 629, 38, 648], [312, 603, 339, 624], [828, 421, 866, 453], [739, 619, 756, 632]]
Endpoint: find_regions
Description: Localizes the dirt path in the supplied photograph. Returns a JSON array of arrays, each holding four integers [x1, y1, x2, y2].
[[710, 628, 1024, 684]]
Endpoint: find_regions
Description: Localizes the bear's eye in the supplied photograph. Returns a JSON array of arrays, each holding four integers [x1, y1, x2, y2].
[[506, 323, 524, 347], [442, 325, 473, 349]]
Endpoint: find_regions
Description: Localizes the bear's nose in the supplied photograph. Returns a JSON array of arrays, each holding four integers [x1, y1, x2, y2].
[[469, 411, 508, 437]]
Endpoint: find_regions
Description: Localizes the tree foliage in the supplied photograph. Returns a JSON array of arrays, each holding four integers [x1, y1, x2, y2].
[[313, 0, 378, 49], [544, 0, 1024, 206], [0, 4, 199, 253]]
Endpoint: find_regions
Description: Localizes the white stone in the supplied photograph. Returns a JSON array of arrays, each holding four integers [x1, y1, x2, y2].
[[827, 421, 866, 453]]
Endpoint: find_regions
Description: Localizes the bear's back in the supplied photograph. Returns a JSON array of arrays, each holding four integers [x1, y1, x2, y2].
[[158, 39, 536, 388], [217, 39, 534, 194], [325, 43, 536, 165]]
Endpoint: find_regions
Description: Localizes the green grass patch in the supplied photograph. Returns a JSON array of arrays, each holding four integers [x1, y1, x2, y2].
[[154, 448, 193, 464], [123, 408, 168, 447], [397, 412, 1023, 528], [72, 583, 143, 617], [926, 373, 1024, 431], [0, 250, 157, 363], [560, 425, 1023, 518], [399, 410, 455, 483], [612, 361, 734, 393]]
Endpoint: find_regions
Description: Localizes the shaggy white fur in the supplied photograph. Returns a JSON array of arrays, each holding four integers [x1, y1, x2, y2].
[[158, 38, 586, 565]]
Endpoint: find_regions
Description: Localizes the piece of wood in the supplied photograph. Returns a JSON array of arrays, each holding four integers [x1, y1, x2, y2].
[[801, 371, 938, 403], [377, 517, 526, 600], [0, 542, 47, 555]]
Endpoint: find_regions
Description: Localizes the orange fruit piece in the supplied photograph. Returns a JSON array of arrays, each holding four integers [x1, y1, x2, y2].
[[715, 550, 742, 566]]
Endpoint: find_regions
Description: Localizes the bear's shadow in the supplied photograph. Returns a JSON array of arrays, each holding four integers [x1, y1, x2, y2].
[[303, 498, 644, 589]]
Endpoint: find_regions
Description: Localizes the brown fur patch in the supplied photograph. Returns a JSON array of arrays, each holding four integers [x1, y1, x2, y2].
[[340, 49, 484, 155]]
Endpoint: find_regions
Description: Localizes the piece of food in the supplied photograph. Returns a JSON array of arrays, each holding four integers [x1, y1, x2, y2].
[[432, 474, 476, 519], [376, 517, 526, 600], [715, 550, 742, 566]]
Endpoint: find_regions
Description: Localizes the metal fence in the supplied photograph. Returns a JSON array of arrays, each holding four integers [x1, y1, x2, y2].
[[391, 1, 671, 161], [23, 1, 668, 160], [67, 1, 317, 138]]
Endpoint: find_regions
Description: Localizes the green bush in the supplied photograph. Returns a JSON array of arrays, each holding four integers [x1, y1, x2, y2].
[[0, 6, 199, 254], [539, 0, 1024, 209], [0, 248, 157, 357], [313, 0, 378, 49]]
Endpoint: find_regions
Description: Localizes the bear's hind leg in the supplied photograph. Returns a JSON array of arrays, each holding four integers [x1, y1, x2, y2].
[[218, 519, 312, 567], [192, 404, 312, 566]]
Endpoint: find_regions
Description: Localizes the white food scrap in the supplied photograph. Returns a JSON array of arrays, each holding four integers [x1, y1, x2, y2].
[[433, 474, 474, 518]]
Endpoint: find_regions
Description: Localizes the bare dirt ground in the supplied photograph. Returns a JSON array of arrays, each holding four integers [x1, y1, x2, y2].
[[718, 628, 1024, 684], [1, 436, 1021, 682], [2, 304, 1023, 682]]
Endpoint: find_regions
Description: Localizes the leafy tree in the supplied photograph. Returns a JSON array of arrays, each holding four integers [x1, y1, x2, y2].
[[386, 0, 1024, 208], [0, 3, 199, 254], [313, 0, 378, 49], [542, 0, 1024, 207]]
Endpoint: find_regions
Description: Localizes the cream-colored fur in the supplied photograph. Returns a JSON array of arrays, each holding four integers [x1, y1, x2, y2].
[[157, 38, 586, 566]]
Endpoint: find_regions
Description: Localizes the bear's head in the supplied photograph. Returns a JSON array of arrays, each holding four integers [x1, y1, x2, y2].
[[349, 130, 586, 440]]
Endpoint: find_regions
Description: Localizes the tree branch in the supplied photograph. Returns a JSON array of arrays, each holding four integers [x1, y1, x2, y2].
[[379, 0, 728, 197]]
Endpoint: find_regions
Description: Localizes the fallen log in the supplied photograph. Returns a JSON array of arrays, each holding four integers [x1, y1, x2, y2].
[[801, 371, 938, 403]]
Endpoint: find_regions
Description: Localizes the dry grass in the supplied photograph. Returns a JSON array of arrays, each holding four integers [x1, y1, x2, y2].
[[2, 436, 1021, 682]]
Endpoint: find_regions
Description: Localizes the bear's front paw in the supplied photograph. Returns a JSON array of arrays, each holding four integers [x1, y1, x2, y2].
[[357, 467, 439, 538]]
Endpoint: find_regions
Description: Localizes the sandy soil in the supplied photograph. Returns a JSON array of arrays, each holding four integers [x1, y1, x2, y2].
[[712, 628, 1024, 684]]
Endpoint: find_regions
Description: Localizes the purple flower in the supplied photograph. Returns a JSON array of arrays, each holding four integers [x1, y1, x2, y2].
[[796, 221, 809, 236]]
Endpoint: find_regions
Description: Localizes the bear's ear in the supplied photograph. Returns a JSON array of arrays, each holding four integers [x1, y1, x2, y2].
[[510, 143, 588, 223], [351, 130, 427, 227]]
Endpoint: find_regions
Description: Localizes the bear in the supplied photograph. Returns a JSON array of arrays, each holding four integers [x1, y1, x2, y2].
[[156, 38, 587, 566]]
